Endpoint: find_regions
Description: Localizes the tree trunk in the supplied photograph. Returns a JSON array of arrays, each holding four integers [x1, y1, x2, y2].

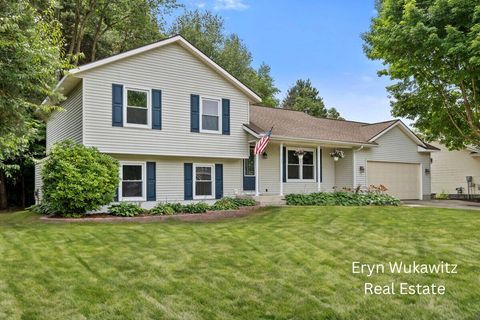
[[90, 16, 104, 62], [0, 171, 7, 210], [21, 173, 25, 209]]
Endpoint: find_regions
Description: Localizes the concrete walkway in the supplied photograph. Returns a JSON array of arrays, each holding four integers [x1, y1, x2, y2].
[[403, 200, 480, 211]]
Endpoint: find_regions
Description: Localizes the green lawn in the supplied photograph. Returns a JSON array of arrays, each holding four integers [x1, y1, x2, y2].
[[1, 207, 479, 319]]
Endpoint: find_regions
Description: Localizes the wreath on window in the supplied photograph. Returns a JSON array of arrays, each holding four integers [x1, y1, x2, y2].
[[329, 149, 344, 161]]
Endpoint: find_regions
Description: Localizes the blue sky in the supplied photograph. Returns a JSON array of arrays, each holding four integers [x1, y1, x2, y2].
[[175, 0, 397, 124]]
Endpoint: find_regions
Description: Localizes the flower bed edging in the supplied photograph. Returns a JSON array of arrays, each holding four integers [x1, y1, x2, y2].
[[40, 205, 261, 223]]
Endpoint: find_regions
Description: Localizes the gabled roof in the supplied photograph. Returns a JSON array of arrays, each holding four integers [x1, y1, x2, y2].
[[50, 35, 262, 103], [246, 105, 433, 148]]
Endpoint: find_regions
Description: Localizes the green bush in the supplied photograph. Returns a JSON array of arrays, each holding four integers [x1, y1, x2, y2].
[[108, 202, 144, 217], [435, 191, 449, 200], [149, 204, 175, 215], [41, 140, 119, 215], [27, 203, 57, 215], [285, 191, 400, 206], [212, 198, 239, 211], [182, 202, 210, 214], [165, 202, 184, 213], [231, 198, 257, 207]]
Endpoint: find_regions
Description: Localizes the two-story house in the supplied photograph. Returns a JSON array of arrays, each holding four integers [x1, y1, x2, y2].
[[35, 35, 438, 206]]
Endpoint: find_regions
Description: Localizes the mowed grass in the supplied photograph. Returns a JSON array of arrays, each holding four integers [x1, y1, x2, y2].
[[0, 207, 479, 320]]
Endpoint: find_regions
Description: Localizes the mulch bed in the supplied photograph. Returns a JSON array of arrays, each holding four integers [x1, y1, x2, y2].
[[40, 205, 261, 223]]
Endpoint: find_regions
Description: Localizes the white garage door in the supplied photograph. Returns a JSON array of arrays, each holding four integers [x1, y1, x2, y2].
[[367, 161, 421, 200]]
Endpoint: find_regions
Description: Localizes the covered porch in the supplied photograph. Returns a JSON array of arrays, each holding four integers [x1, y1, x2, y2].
[[242, 139, 365, 197]]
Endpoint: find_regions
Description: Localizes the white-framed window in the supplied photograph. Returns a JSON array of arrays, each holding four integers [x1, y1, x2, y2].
[[200, 97, 221, 133], [287, 148, 315, 181], [119, 161, 146, 201], [193, 164, 215, 199], [124, 87, 150, 128]]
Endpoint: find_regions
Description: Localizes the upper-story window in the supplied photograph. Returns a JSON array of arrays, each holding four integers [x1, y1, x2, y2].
[[125, 88, 150, 128], [200, 97, 221, 133]]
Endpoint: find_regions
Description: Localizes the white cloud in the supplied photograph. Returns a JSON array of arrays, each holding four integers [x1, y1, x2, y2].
[[214, 0, 249, 11], [197, 1, 206, 8]]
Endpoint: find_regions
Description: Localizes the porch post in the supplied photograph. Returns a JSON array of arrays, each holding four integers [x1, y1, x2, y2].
[[255, 153, 259, 196], [317, 145, 321, 192], [280, 143, 284, 196]]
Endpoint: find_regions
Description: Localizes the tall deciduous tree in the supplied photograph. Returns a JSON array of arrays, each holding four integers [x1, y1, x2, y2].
[[46, 0, 178, 64], [169, 10, 279, 106], [281, 79, 342, 119], [363, 0, 480, 149], [0, 0, 65, 209]]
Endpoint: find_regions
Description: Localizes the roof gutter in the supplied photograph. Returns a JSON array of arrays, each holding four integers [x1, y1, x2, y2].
[[269, 135, 377, 148]]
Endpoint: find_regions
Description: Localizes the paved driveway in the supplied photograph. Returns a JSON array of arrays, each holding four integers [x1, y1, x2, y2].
[[403, 200, 480, 211]]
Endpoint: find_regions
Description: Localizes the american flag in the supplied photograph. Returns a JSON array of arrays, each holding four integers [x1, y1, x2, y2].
[[254, 127, 273, 155]]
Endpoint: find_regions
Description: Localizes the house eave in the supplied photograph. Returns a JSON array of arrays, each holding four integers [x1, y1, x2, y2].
[[67, 35, 262, 103]]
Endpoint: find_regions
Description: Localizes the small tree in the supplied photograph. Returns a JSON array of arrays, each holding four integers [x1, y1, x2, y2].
[[41, 141, 119, 214], [281, 79, 342, 119]]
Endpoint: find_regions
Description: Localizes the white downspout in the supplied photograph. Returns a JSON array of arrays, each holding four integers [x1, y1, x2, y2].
[[280, 143, 284, 196], [353, 146, 364, 188], [317, 145, 321, 192]]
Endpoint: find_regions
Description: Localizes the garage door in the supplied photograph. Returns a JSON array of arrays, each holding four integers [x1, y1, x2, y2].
[[367, 161, 421, 200]]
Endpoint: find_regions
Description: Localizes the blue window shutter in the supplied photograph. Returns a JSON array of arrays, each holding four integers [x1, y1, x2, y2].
[[282, 147, 287, 183], [184, 163, 193, 200], [114, 187, 119, 201], [215, 164, 223, 199], [152, 90, 162, 130], [112, 84, 123, 127], [191, 94, 200, 132], [147, 162, 156, 201], [315, 148, 318, 182], [222, 99, 230, 135]]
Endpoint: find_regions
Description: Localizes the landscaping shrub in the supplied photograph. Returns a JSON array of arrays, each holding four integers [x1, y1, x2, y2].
[[108, 202, 144, 217], [181, 202, 210, 214], [212, 198, 239, 211], [285, 191, 400, 206], [435, 191, 449, 200], [41, 140, 119, 215], [165, 202, 184, 213], [232, 197, 257, 207], [27, 202, 58, 215], [149, 204, 175, 215]]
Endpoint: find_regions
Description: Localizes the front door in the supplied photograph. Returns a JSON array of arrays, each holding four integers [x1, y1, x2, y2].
[[243, 146, 255, 191]]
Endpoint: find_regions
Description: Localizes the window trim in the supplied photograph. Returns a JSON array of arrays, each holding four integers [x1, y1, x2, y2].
[[199, 96, 222, 134], [119, 161, 147, 201], [286, 147, 316, 182], [193, 163, 215, 200], [123, 86, 151, 128]]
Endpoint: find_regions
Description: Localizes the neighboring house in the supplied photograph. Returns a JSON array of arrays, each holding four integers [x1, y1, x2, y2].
[[35, 35, 438, 206], [430, 141, 480, 198]]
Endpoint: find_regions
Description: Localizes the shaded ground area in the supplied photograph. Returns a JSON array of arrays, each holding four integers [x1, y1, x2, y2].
[[403, 199, 480, 210], [0, 207, 479, 319]]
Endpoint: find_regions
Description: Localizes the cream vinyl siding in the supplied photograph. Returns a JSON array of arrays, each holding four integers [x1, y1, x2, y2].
[[430, 142, 480, 195], [80, 43, 250, 159], [112, 154, 242, 203], [355, 126, 431, 199], [46, 84, 83, 152], [367, 161, 420, 199], [334, 149, 353, 190], [34, 161, 45, 203], [256, 143, 336, 195]]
